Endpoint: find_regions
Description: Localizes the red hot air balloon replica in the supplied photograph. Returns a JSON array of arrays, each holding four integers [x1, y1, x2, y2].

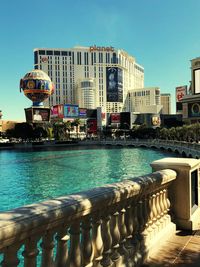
[[20, 70, 54, 123]]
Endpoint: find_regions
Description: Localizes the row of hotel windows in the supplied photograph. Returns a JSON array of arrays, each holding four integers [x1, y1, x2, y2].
[[130, 91, 151, 97], [34, 51, 144, 77], [35, 51, 119, 66]]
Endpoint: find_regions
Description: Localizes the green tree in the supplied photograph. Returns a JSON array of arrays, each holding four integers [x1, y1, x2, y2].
[[14, 123, 34, 140]]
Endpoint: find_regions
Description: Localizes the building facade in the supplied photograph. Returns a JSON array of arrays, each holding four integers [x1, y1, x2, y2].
[[33, 45, 144, 113], [161, 93, 171, 114], [127, 87, 162, 114], [181, 57, 200, 123]]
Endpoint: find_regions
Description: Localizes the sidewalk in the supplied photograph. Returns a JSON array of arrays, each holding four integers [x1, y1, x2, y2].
[[142, 230, 200, 266]]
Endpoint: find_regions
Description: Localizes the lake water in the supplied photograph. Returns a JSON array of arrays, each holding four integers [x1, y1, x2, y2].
[[0, 146, 177, 212]]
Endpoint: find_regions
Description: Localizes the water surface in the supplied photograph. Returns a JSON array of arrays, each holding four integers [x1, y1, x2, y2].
[[0, 146, 176, 211]]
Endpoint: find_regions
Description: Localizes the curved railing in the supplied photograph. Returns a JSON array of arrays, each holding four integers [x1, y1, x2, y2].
[[93, 139, 200, 159], [0, 169, 176, 267]]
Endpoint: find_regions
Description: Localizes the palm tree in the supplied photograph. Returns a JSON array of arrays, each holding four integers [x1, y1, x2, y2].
[[72, 118, 81, 139], [64, 121, 72, 140]]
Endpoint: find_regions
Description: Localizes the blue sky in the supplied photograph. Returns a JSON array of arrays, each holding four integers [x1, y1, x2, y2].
[[1, 0, 200, 120]]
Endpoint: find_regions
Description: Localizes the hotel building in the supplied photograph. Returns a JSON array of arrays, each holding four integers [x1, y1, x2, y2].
[[127, 87, 162, 114], [33, 45, 144, 113], [181, 57, 200, 123], [161, 93, 171, 114]]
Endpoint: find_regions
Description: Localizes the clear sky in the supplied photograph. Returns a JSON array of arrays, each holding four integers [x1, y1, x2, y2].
[[1, 0, 200, 120]]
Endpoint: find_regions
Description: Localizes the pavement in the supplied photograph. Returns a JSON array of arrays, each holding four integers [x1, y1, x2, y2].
[[142, 230, 200, 266]]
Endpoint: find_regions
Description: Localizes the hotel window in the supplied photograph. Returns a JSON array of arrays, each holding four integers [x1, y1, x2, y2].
[[77, 52, 82, 65], [84, 52, 89, 65], [112, 53, 117, 64], [62, 51, 68, 56], [47, 50, 53, 55], [54, 51, 61, 56], [99, 53, 103, 63], [91, 53, 94, 65], [94, 53, 96, 63], [34, 51, 38, 64], [39, 50, 45, 55]]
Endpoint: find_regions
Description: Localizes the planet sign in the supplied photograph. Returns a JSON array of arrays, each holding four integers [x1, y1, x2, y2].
[[20, 70, 54, 106]]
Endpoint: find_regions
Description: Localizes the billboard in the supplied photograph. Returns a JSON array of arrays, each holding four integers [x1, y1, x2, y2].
[[188, 102, 200, 117], [51, 104, 64, 118], [176, 86, 187, 102], [110, 113, 120, 123], [176, 86, 187, 113], [194, 69, 200, 94], [64, 104, 79, 118], [79, 108, 87, 118], [25, 107, 50, 123], [87, 119, 97, 134], [106, 67, 123, 102], [151, 115, 161, 127]]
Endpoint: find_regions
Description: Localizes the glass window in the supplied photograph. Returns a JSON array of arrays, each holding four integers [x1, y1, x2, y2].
[[39, 50, 45, 55], [54, 51, 61, 56], [34, 51, 38, 64], [47, 50, 53, 55], [112, 53, 117, 64], [62, 51, 68, 56]]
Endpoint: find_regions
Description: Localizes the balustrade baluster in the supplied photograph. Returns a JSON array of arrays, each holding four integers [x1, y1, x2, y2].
[[124, 199, 135, 266], [142, 194, 152, 250], [124, 202, 133, 251], [110, 208, 121, 266], [147, 195, 154, 240], [82, 216, 94, 267], [151, 194, 157, 225], [130, 199, 139, 265], [1, 244, 21, 267], [69, 221, 81, 267], [55, 227, 69, 267], [100, 214, 113, 267], [155, 192, 161, 223], [41, 230, 55, 267], [137, 199, 147, 263], [159, 190, 165, 228], [131, 199, 144, 266], [118, 203, 128, 260], [92, 213, 103, 267], [163, 189, 171, 224], [23, 236, 40, 267], [143, 194, 150, 231]]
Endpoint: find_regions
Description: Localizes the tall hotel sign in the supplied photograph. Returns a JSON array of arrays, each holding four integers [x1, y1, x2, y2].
[[176, 85, 187, 113]]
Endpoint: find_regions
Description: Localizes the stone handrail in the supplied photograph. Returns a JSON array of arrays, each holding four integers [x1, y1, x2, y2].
[[0, 169, 176, 267]]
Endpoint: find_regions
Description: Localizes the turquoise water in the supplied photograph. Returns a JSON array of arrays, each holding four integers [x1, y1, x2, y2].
[[0, 146, 176, 212]]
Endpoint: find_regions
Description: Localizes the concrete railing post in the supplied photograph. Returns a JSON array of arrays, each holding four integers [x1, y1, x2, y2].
[[151, 157, 200, 230]]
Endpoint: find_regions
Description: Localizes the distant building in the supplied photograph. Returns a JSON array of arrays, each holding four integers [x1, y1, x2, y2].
[[161, 93, 171, 114], [127, 87, 162, 114], [175, 86, 187, 114], [181, 57, 200, 123], [33, 45, 144, 113]]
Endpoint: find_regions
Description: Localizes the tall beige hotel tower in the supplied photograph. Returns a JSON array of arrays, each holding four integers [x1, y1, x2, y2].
[[34, 45, 144, 112]]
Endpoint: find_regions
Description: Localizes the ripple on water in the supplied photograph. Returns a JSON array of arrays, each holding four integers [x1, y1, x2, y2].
[[0, 147, 177, 211]]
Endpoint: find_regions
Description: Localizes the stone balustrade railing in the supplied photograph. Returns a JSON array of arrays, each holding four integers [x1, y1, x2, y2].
[[90, 139, 200, 158], [0, 169, 176, 267]]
